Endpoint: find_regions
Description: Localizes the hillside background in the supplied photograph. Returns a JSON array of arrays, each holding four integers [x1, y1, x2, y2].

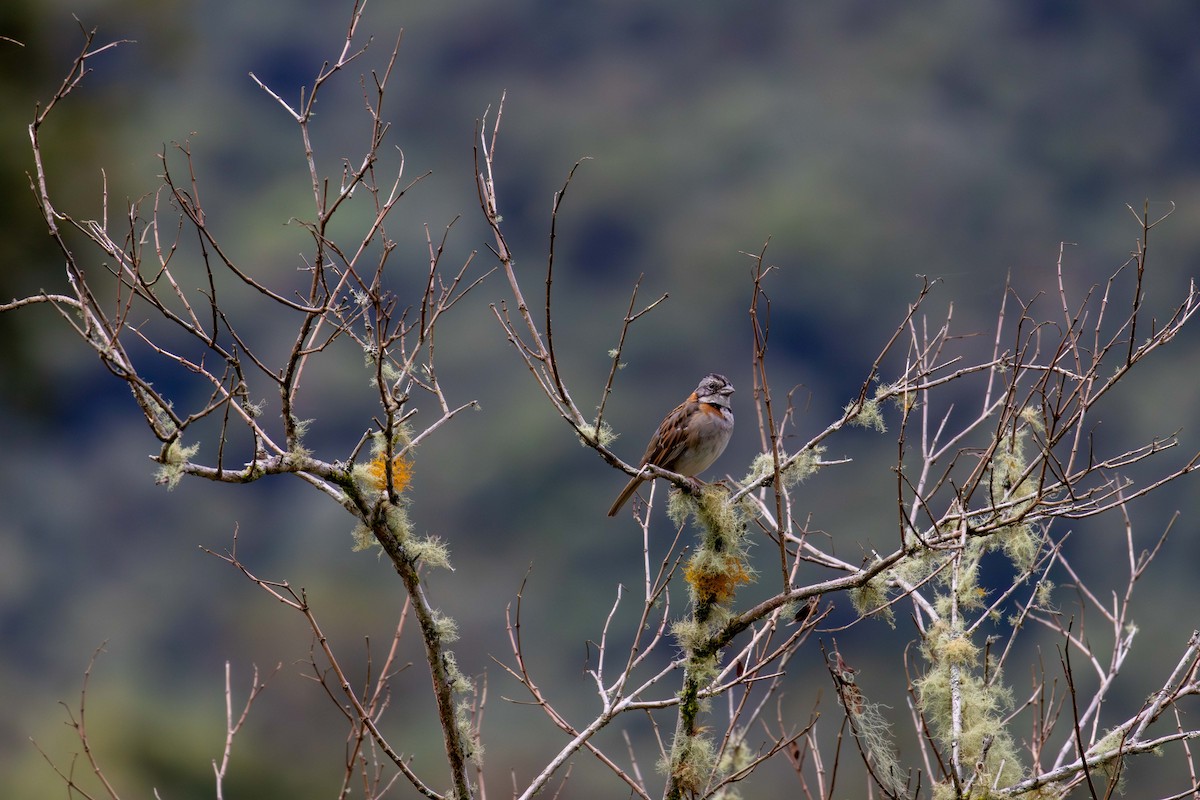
[[3, 1, 1200, 797]]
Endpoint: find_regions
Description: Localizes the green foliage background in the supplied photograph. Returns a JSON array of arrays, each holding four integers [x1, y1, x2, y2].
[[2, 1, 1200, 796]]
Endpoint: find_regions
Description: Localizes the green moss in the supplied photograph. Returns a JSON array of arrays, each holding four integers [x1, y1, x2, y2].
[[441, 650, 471, 694], [683, 652, 720, 687], [941, 635, 978, 666], [783, 445, 824, 485], [742, 452, 775, 485], [890, 547, 942, 587], [848, 395, 887, 433], [661, 732, 716, 794], [350, 461, 376, 490], [915, 631, 1022, 789], [997, 521, 1040, 574], [241, 398, 265, 418], [155, 439, 200, 490], [671, 618, 706, 653], [149, 397, 177, 434], [350, 521, 375, 552], [1034, 578, 1055, 607], [846, 693, 907, 796], [931, 781, 957, 800], [717, 728, 752, 776], [431, 609, 459, 644], [850, 575, 896, 628], [576, 420, 616, 448], [988, 420, 1040, 527], [741, 445, 825, 488], [385, 503, 412, 538], [409, 534, 452, 571], [286, 416, 313, 458], [666, 489, 692, 527], [455, 698, 484, 767], [366, 425, 414, 456]]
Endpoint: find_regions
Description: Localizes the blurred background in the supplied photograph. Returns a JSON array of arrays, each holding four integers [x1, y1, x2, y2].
[[3, 1, 1200, 797]]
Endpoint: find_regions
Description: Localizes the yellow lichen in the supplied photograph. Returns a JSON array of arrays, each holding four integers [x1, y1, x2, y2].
[[684, 551, 753, 605], [361, 453, 414, 493]]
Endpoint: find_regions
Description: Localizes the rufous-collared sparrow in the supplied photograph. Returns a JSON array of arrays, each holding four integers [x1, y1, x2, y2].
[[607, 373, 735, 517]]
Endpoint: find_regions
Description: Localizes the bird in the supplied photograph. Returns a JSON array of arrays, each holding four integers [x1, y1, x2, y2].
[[607, 373, 735, 517]]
